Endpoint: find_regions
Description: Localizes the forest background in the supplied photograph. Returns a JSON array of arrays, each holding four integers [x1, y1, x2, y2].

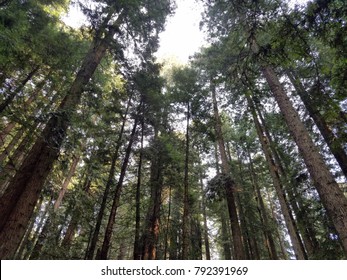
[[0, 0, 347, 260]]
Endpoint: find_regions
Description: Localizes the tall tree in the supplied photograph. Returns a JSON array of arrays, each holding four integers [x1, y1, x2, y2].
[[0, 0, 174, 259], [210, 81, 246, 259], [201, 0, 347, 256], [246, 91, 307, 260]]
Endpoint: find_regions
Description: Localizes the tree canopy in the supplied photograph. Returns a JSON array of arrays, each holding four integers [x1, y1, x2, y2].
[[0, 0, 346, 260]]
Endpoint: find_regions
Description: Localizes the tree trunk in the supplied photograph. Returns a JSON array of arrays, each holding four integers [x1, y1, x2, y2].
[[211, 82, 246, 259], [0, 65, 39, 114], [23, 201, 50, 260], [60, 175, 92, 251], [0, 126, 25, 165], [247, 149, 278, 259], [199, 164, 211, 260], [98, 115, 139, 260], [190, 219, 203, 260], [29, 216, 52, 260], [142, 132, 164, 260], [163, 185, 172, 259], [133, 114, 144, 260], [220, 202, 232, 260], [182, 102, 190, 259], [0, 122, 17, 149], [0, 127, 38, 196], [53, 155, 81, 211], [14, 195, 44, 259], [287, 180, 320, 257], [85, 92, 132, 260], [0, 14, 123, 259], [254, 98, 320, 257], [247, 93, 307, 260], [61, 214, 79, 248], [261, 65, 347, 256], [287, 70, 347, 179]]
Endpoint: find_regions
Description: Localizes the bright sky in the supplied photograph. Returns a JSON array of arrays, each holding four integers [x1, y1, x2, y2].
[[62, 0, 308, 64], [62, 0, 205, 64], [154, 0, 205, 63]]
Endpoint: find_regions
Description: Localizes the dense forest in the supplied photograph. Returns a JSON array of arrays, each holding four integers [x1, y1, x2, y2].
[[0, 0, 346, 260]]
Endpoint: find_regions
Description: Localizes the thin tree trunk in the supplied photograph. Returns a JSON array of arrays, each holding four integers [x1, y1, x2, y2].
[[190, 218, 203, 260], [168, 194, 179, 260], [0, 126, 25, 165], [220, 202, 232, 260], [286, 180, 319, 257], [29, 216, 52, 260], [163, 185, 172, 260], [0, 125, 38, 193], [247, 149, 278, 259], [142, 131, 164, 260], [0, 13, 123, 259], [61, 214, 79, 248], [23, 202, 50, 260], [247, 93, 307, 260], [0, 65, 39, 114], [98, 115, 139, 260], [85, 92, 132, 260], [182, 102, 190, 259], [133, 113, 144, 260], [53, 155, 81, 211], [235, 153, 259, 259], [254, 99, 320, 257], [0, 122, 17, 148], [199, 164, 211, 260], [61, 175, 92, 251], [211, 81, 245, 259]]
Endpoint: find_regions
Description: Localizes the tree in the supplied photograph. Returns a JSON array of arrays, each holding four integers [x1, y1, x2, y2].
[[1, 0, 346, 260], [0, 0, 174, 259], [200, 0, 347, 257]]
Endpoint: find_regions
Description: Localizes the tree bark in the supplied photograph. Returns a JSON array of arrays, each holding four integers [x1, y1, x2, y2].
[[163, 185, 172, 259], [133, 114, 144, 260], [182, 102, 190, 259], [142, 133, 164, 260], [53, 155, 81, 211], [0, 122, 17, 149], [247, 148, 278, 259], [98, 115, 139, 260], [254, 99, 320, 257], [0, 14, 123, 259], [0, 126, 24, 165], [287, 70, 347, 179], [220, 202, 232, 260], [261, 65, 347, 256], [211, 81, 246, 259], [0, 126, 37, 194], [85, 93, 132, 260], [14, 195, 44, 259], [61, 214, 79, 248], [198, 164, 211, 260], [247, 93, 307, 260]]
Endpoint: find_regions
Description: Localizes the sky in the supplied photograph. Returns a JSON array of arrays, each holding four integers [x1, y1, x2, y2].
[[154, 0, 309, 63], [62, 0, 205, 64], [62, 0, 309, 64], [154, 0, 205, 63]]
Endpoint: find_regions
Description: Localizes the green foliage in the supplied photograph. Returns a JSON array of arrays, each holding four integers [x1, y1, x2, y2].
[[1, 0, 347, 260]]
